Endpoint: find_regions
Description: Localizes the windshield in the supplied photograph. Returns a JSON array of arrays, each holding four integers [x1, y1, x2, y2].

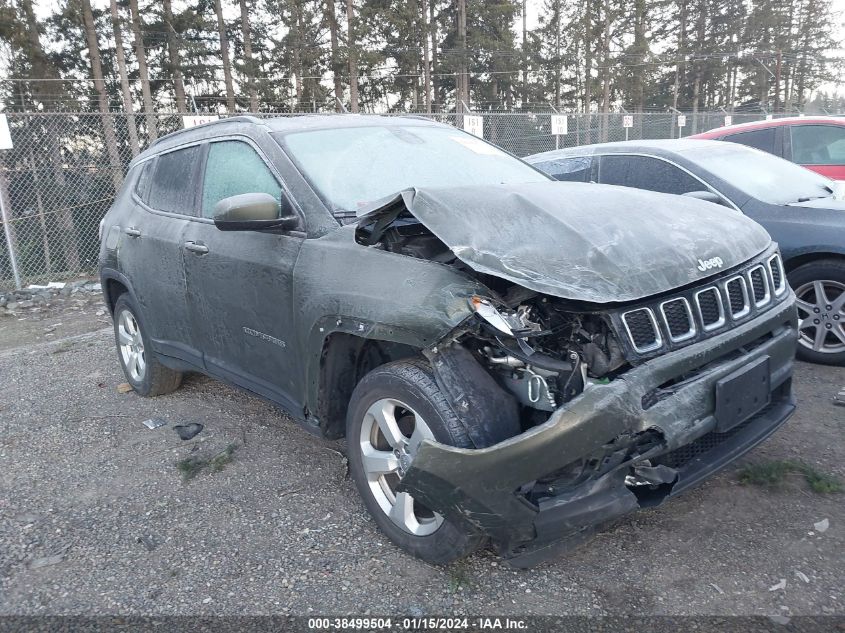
[[279, 125, 549, 215], [683, 143, 834, 205]]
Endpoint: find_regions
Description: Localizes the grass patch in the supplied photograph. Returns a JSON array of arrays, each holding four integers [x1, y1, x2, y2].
[[177, 443, 239, 481], [738, 459, 843, 494], [447, 561, 473, 591]]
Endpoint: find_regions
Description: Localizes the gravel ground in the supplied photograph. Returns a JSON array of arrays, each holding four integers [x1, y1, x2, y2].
[[0, 302, 843, 617]]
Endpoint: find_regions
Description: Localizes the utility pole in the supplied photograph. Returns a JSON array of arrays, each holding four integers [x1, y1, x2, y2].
[[346, 0, 360, 112]]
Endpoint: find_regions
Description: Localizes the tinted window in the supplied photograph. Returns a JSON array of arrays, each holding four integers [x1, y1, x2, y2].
[[535, 156, 591, 182], [147, 146, 201, 214], [599, 155, 702, 195], [723, 128, 776, 154], [791, 125, 845, 165], [202, 141, 282, 219]]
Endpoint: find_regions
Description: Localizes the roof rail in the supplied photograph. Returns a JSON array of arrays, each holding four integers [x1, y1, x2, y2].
[[148, 114, 266, 149]]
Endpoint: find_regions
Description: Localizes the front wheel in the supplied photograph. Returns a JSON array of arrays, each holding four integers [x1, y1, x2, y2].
[[346, 360, 485, 564], [788, 259, 845, 366]]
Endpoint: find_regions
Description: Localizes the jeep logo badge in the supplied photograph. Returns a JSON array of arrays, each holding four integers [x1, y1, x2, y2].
[[697, 256, 724, 272]]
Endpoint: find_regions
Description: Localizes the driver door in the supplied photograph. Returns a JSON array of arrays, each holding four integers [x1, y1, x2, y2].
[[182, 138, 305, 411]]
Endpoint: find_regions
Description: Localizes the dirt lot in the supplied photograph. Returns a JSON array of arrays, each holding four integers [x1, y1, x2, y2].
[[0, 299, 843, 617]]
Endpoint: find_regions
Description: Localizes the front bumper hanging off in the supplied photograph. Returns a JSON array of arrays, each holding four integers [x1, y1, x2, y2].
[[397, 295, 798, 568]]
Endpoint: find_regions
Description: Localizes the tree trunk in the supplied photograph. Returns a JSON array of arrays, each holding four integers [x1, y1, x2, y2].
[[421, 0, 431, 112], [239, 0, 259, 112], [429, 0, 439, 111], [599, 2, 611, 142], [292, 2, 304, 108], [325, 0, 344, 110], [109, 0, 140, 155], [457, 0, 468, 110], [583, 0, 593, 142], [20, 0, 81, 272], [522, 0, 527, 106], [128, 0, 157, 141], [346, 0, 359, 112], [214, 0, 236, 112], [81, 0, 124, 192], [162, 0, 187, 113]]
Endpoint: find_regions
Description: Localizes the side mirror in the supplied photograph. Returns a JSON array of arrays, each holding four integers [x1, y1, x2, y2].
[[682, 190, 729, 206], [213, 193, 299, 232]]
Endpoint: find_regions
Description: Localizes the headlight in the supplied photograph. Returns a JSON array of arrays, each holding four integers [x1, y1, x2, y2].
[[469, 296, 515, 335]]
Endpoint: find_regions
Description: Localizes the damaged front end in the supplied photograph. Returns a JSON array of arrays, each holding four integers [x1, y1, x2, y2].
[[401, 287, 796, 567], [355, 184, 797, 567]]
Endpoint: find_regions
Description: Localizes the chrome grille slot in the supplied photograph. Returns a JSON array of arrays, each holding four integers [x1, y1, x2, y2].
[[660, 298, 696, 342], [694, 287, 725, 331], [768, 254, 786, 296], [622, 308, 662, 353], [748, 265, 771, 307], [725, 276, 751, 319]]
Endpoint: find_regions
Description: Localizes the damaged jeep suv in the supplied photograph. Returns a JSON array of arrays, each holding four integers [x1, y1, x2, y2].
[[100, 115, 797, 567]]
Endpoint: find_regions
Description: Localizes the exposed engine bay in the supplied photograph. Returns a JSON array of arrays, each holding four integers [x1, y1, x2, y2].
[[357, 212, 629, 425], [463, 295, 626, 417]]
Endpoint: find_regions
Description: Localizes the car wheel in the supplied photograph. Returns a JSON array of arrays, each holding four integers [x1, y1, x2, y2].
[[113, 293, 183, 396], [788, 259, 845, 366], [346, 359, 485, 564]]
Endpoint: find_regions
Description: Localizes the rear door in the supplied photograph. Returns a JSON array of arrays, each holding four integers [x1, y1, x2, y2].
[[181, 137, 305, 411], [786, 124, 845, 180], [119, 144, 203, 365]]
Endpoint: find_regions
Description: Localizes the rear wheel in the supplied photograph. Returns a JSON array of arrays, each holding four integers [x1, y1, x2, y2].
[[346, 360, 485, 564], [113, 293, 183, 396], [788, 259, 845, 366]]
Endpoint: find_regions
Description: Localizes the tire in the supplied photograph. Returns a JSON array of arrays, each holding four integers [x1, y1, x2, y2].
[[346, 359, 485, 564], [787, 259, 845, 366], [112, 293, 183, 396]]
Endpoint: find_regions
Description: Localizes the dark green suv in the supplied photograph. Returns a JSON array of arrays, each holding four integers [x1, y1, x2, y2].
[[99, 115, 798, 567]]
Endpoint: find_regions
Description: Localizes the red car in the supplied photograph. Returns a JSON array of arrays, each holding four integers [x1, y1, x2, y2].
[[690, 116, 845, 180]]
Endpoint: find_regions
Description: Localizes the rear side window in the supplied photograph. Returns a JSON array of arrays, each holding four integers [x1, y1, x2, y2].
[[534, 156, 592, 182], [147, 145, 202, 214], [599, 155, 702, 195], [723, 128, 776, 154], [790, 125, 845, 165], [134, 160, 153, 203], [201, 140, 282, 219]]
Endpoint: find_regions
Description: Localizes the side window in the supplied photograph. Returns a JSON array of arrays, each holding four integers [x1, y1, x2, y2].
[[599, 155, 702, 195], [723, 128, 776, 154], [147, 146, 202, 214], [535, 156, 592, 182], [791, 125, 845, 165], [202, 140, 282, 219], [134, 160, 153, 203]]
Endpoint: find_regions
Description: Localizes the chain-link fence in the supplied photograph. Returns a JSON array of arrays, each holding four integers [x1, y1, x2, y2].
[[0, 110, 841, 289]]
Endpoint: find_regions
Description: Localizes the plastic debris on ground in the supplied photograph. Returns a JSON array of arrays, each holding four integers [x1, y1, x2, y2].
[[813, 518, 830, 533], [142, 418, 167, 430], [174, 423, 204, 440]]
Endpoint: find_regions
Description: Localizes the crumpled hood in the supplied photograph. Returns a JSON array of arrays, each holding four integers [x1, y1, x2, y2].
[[357, 182, 772, 304]]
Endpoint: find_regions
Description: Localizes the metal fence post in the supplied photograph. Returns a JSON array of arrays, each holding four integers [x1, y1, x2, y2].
[[0, 172, 22, 290]]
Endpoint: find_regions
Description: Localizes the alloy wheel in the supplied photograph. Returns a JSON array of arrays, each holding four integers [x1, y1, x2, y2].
[[359, 398, 443, 536], [795, 279, 845, 355], [117, 308, 146, 382]]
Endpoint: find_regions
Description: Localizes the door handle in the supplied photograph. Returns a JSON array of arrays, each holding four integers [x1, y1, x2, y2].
[[183, 241, 209, 254], [124, 227, 141, 238]]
